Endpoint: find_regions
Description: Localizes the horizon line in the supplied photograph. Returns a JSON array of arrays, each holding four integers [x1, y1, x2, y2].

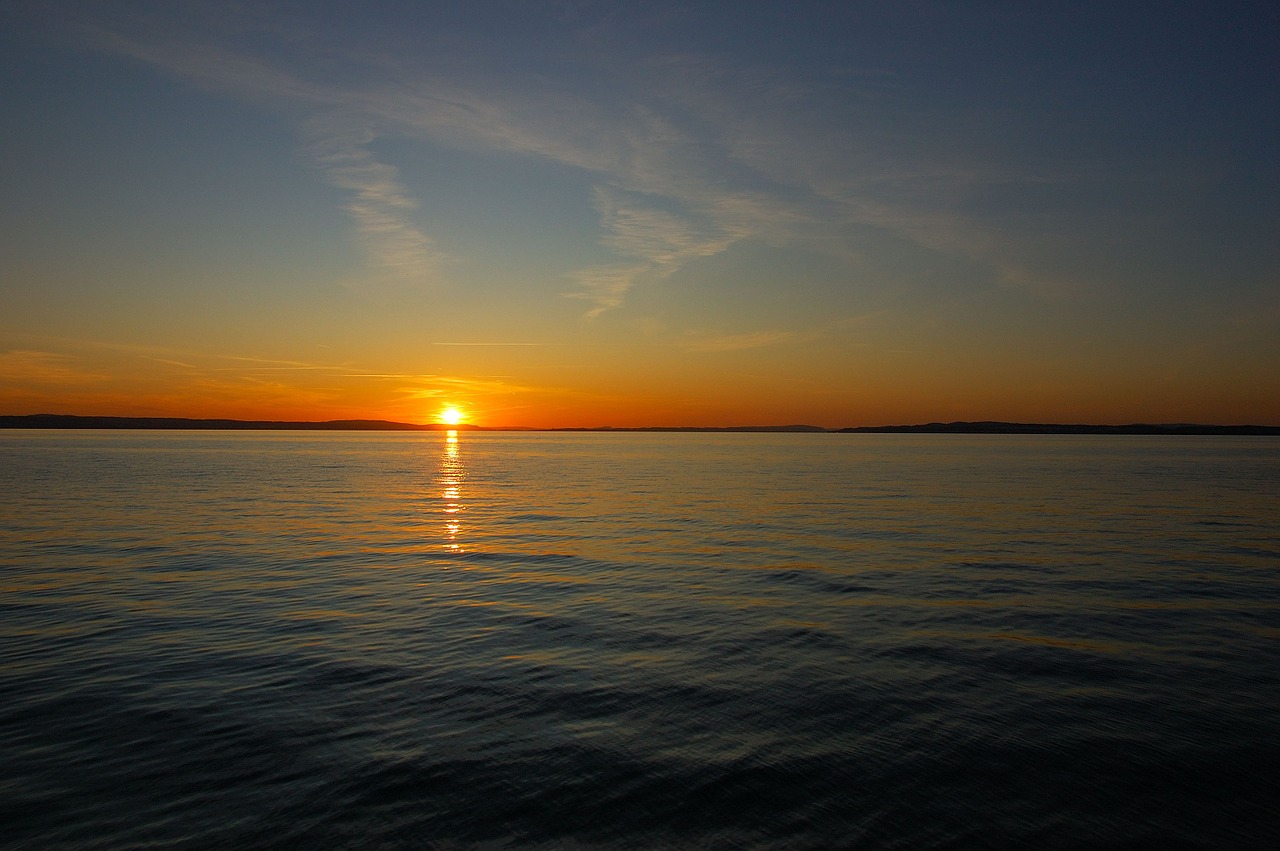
[[2, 414, 1278, 436]]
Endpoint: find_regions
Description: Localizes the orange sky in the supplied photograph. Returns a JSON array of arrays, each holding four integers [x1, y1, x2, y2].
[[2, 3, 1278, 427], [2, 328, 1275, 428]]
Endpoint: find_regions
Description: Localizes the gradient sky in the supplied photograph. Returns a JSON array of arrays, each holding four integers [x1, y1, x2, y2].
[[2, 1, 1277, 427]]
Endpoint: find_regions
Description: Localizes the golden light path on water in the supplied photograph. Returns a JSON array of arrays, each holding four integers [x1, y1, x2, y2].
[[440, 430, 464, 552]]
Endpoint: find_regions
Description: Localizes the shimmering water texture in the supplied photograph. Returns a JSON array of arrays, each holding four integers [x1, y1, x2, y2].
[[2, 431, 1278, 849]]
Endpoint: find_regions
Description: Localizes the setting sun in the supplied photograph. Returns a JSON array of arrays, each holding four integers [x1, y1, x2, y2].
[[438, 406, 464, 426]]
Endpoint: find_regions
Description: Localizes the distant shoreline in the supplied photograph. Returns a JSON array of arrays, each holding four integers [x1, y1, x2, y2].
[[1, 414, 1276, 436]]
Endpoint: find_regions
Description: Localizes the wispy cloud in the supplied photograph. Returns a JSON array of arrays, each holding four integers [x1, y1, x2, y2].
[[430, 341, 544, 347], [593, 186, 740, 265], [146, 357, 199, 369], [81, 19, 448, 287], [564, 263, 650, 320], [681, 331, 800, 353], [303, 113, 445, 283], [69, 3, 1095, 316], [564, 186, 754, 318], [182, 374, 340, 410], [218, 354, 339, 370], [71, 11, 801, 312], [397, 374, 531, 397], [0, 350, 106, 384]]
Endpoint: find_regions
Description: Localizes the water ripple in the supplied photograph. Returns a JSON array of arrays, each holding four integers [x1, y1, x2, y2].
[[1, 431, 1277, 848]]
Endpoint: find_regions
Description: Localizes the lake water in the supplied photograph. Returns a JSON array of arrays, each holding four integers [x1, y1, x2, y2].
[[1, 430, 1277, 849]]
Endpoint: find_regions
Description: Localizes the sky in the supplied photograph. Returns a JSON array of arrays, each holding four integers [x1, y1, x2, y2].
[[2, 0, 1277, 428]]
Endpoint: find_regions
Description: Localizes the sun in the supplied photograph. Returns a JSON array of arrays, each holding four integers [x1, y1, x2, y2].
[[438, 406, 464, 426]]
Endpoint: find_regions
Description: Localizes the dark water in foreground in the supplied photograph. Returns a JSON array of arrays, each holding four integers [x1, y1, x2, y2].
[[1, 431, 1277, 849]]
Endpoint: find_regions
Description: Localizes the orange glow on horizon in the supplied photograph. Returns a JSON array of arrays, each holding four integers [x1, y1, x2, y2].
[[3, 353, 1278, 429]]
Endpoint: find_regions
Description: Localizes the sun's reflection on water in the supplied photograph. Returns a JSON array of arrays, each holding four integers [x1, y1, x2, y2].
[[440, 430, 465, 552]]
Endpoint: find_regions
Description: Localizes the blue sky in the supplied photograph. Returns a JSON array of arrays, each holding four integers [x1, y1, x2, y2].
[[2, 1, 1277, 426]]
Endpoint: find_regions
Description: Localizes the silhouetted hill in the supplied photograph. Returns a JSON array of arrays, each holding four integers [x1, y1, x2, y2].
[[0, 416, 827, 432], [2, 415, 1275, 435], [554, 424, 828, 433], [0, 414, 460, 431], [837, 421, 1280, 436]]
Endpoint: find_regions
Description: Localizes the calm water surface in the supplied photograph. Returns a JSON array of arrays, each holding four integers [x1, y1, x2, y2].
[[1, 431, 1278, 849]]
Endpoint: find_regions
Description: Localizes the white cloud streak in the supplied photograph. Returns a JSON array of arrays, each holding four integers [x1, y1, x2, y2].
[[303, 114, 444, 282], [564, 264, 649, 321], [72, 12, 800, 312], [69, 4, 1086, 315]]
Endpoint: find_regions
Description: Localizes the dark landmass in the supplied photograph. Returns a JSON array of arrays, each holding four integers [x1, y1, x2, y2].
[[0, 414, 467, 431], [553, 424, 829, 433], [837, 421, 1280, 436], [0, 415, 828, 433], [1, 414, 1276, 435]]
